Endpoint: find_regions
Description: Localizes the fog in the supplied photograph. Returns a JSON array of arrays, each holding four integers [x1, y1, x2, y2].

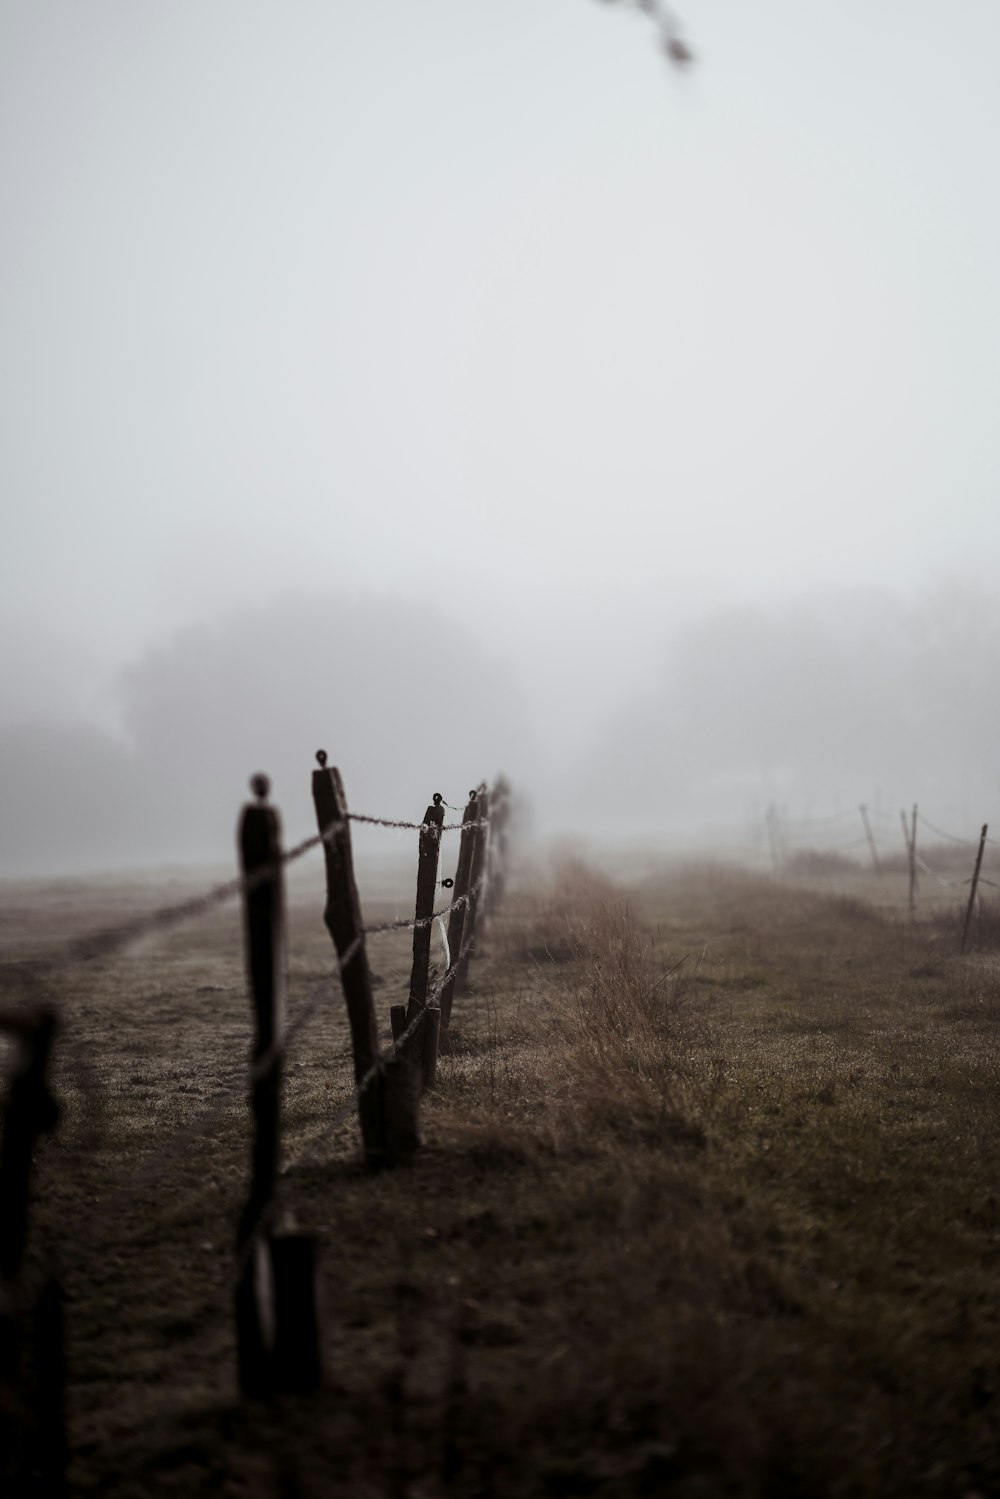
[[3, 1, 1000, 875]]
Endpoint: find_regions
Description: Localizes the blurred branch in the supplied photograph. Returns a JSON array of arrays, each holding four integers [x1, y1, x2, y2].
[[597, 0, 695, 68]]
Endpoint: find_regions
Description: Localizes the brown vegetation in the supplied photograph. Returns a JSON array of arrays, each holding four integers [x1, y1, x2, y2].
[[5, 854, 1000, 1495]]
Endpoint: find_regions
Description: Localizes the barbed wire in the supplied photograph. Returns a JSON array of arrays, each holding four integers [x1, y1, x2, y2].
[[173, 868, 491, 1342], [51, 854, 489, 1269], [773, 806, 995, 860], [912, 852, 961, 890], [778, 809, 859, 828], [102, 882, 493, 1404], [349, 811, 489, 834], [362, 886, 480, 941], [280, 873, 486, 1185], [68, 965, 344, 1254], [2, 800, 491, 982], [783, 833, 871, 853], [917, 815, 990, 848], [0, 779, 503, 1454]]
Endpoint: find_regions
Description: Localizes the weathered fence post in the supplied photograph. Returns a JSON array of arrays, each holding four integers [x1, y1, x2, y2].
[[312, 752, 384, 1164], [235, 773, 286, 1397], [859, 804, 881, 875], [270, 1224, 323, 1394], [908, 804, 918, 920], [420, 1006, 442, 1092], [439, 792, 480, 1033], [32, 1274, 67, 1495], [485, 777, 511, 917], [961, 823, 989, 953], [456, 784, 490, 997], [0, 1006, 59, 1340], [0, 1004, 63, 1492], [405, 795, 445, 1089], [312, 753, 418, 1165], [235, 775, 322, 1396]]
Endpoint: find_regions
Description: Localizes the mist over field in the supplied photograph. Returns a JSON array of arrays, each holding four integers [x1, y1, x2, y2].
[[7, 13, 1000, 1495], [3, 0, 1000, 874], [2, 579, 999, 874]]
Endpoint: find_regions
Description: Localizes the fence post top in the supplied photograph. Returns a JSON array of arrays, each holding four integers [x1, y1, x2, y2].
[[250, 774, 271, 803], [316, 750, 328, 768]]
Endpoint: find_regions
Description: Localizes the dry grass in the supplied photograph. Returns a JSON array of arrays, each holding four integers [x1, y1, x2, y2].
[[3, 855, 1000, 1495]]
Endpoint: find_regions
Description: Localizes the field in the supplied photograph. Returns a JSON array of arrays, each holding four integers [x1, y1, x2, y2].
[[3, 848, 1000, 1497]]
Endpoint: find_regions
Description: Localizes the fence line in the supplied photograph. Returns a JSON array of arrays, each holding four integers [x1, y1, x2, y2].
[[223, 877, 490, 1366], [0, 801, 489, 983], [764, 800, 998, 927], [0, 761, 513, 1452], [279, 873, 488, 1187], [91, 880, 488, 1437], [8, 762, 994, 1475], [918, 814, 990, 847], [62, 874, 489, 1257], [770, 805, 996, 859], [779, 809, 858, 828]]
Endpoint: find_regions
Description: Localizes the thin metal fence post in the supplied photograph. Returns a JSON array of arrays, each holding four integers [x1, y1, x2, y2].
[[962, 823, 989, 953], [859, 804, 881, 875]]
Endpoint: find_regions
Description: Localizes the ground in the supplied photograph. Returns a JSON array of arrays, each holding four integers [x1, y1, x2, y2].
[[2, 848, 999, 1496]]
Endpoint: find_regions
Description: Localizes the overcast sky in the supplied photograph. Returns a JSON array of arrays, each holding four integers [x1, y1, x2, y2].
[[3, 0, 1000, 760]]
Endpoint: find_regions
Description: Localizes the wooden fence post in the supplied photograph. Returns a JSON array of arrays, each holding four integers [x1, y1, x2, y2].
[[439, 792, 479, 1033], [859, 804, 881, 875], [0, 1006, 59, 1315], [236, 776, 322, 1396], [312, 753, 419, 1165], [962, 823, 989, 953], [32, 1275, 67, 1495], [485, 777, 511, 917], [270, 1226, 323, 1394], [456, 784, 489, 997], [908, 803, 919, 920], [405, 795, 445, 1089], [485, 779, 512, 917], [421, 1007, 441, 1092], [235, 773, 286, 1397], [0, 1003, 63, 1491], [312, 753, 383, 1164]]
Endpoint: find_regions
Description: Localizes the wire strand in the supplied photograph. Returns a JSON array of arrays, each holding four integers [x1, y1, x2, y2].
[[918, 815, 990, 847], [4, 802, 491, 979], [280, 872, 487, 1184]]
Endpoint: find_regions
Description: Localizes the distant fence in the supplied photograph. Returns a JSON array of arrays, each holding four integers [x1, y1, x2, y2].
[[764, 800, 995, 942], [0, 756, 514, 1483]]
